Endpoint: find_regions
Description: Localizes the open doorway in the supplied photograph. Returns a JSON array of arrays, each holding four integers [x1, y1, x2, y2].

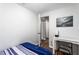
[[40, 16, 49, 49]]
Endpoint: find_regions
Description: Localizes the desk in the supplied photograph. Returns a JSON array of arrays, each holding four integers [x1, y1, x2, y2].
[[55, 39, 79, 55]]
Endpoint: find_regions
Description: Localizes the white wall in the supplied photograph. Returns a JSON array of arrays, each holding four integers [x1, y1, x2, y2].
[[0, 3, 39, 50], [40, 5, 79, 48]]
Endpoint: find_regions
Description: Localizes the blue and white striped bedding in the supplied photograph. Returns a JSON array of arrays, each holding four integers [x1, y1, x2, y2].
[[0, 45, 38, 55]]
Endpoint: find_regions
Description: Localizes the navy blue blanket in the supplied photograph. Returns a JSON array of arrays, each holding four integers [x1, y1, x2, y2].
[[21, 42, 52, 55]]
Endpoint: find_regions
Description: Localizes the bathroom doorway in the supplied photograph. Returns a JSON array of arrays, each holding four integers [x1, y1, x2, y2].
[[40, 16, 49, 49]]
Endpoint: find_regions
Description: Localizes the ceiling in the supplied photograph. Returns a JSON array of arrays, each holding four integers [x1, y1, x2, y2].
[[18, 3, 78, 14]]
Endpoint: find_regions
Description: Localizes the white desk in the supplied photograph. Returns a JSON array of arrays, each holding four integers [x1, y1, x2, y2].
[[55, 37, 79, 45], [53, 37, 79, 54]]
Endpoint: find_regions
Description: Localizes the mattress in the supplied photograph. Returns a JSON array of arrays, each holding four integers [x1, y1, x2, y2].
[[0, 42, 52, 55], [0, 45, 38, 55], [21, 42, 52, 55]]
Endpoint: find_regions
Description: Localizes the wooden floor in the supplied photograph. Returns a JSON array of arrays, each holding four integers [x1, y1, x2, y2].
[[55, 50, 64, 55], [40, 39, 53, 53]]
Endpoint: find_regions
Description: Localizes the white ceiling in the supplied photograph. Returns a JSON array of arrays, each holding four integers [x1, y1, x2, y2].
[[18, 3, 78, 14]]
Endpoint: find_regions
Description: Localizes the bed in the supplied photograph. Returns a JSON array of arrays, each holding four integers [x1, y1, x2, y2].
[[0, 42, 52, 55]]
